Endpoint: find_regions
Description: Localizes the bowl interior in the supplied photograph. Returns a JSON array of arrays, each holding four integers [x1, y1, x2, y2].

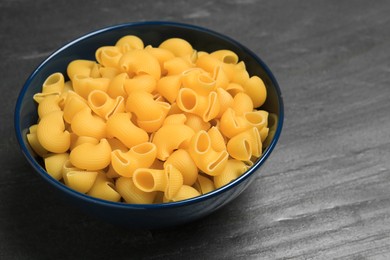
[[14, 21, 283, 227]]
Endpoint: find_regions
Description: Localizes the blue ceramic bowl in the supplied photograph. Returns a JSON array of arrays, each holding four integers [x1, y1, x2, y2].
[[14, 21, 283, 229]]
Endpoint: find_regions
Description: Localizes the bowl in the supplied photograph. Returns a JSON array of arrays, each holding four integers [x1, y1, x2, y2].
[[14, 21, 284, 229]]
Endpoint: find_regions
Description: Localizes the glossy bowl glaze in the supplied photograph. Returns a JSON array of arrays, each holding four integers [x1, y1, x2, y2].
[[14, 21, 283, 229]]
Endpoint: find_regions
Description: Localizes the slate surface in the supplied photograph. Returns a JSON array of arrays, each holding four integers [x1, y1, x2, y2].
[[1, 0, 390, 259]]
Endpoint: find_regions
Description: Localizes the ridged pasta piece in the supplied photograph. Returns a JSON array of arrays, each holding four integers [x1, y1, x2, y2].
[[87, 90, 125, 120], [156, 74, 182, 103], [124, 74, 157, 94], [69, 138, 111, 171], [216, 87, 234, 118], [115, 35, 144, 53], [260, 127, 269, 143], [232, 92, 254, 116], [106, 112, 149, 148], [214, 159, 248, 189], [195, 54, 222, 75], [133, 164, 183, 200], [27, 131, 48, 157], [185, 113, 211, 132], [231, 61, 250, 86], [62, 91, 88, 124], [44, 153, 69, 180], [226, 82, 244, 96], [188, 130, 229, 176], [244, 110, 268, 131], [42, 72, 65, 94], [208, 126, 226, 152], [164, 185, 200, 202], [152, 124, 195, 161], [227, 127, 261, 161], [37, 111, 70, 153], [72, 74, 110, 99], [163, 57, 193, 76], [243, 75, 267, 108], [220, 108, 250, 138], [99, 67, 120, 79], [181, 68, 215, 96], [213, 65, 229, 90], [119, 49, 161, 80], [159, 38, 193, 58], [95, 46, 122, 68], [163, 113, 187, 126], [71, 107, 106, 140], [65, 170, 99, 193], [193, 174, 215, 195], [107, 72, 128, 98], [67, 60, 98, 81], [87, 172, 121, 202], [37, 94, 62, 119], [110, 142, 157, 177], [70, 136, 99, 151], [144, 45, 175, 75], [61, 159, 79, 184], [164, 149, 198, 186], [116, 177, 156, 204]]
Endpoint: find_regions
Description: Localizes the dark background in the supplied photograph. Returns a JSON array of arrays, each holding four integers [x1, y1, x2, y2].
[[1, 0, 390, 259]]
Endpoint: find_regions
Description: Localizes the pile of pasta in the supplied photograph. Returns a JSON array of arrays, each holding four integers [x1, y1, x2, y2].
[[27, 35, 269, 203]]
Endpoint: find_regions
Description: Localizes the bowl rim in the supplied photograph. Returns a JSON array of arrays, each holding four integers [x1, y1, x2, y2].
[[14, 20, 284, 209]]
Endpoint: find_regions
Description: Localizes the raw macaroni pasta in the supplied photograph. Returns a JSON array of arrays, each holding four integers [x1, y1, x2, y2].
[[27, 35, 270, 203]]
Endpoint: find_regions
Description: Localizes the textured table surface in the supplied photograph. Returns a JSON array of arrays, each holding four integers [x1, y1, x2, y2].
[[1, 0, 390, 259]]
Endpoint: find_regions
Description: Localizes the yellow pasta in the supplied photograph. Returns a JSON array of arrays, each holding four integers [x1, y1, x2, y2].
[[152, 124, 195, 160], [119, 49, 161, 80], [106, 112, 149, 148], [71, 107, 106, 140], [44, 153, 69, 180], [214, 159, 248, 189], [110, 142, 157, 177], [87, 172, 121, 202], [87, 90, 125, 119], [69, 138, 111, 171], [27, 35, 270, 204], [116, 177, 156, 204], [36, 111, 70, 153]]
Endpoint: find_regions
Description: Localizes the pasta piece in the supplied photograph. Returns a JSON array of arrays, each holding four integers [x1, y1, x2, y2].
[[95, 46, 122, 68], [159, 38, 193, 58], [37, 111, 70, 153], [27, 131, 48, 157], [164, 185, 200, 202], [70, 136, 99, 151], [214, 159, 248, 189], [163, 113, 187, 126], [216, 87, 234, 118], [227, 127, 261, 161], [195, 54, 222, 75], [232, 92, 254, 116], [163, 57, 193, 76], [71, 107, 106, 140], [152, 124, 195, 161], [164, 149, 198, 186], [107, 72, 128, 98], [185, 113, 211, 132], [188, 130, 229, 176], [110, 142, 157, 177], [87, 90, 125, 120], [106, 112, 149, 148], [208, 126, 226, 152], [72, 74, 110, 99], [69, 138, 111, 171], [67, 60, 98, 81], [231, 61, 250, 86], [42, 72, 65, 94], [244, 110, 268, 131], [144, 45, 175, 75], [107, 137, 128, 152], [99, 66, 120, 79], [243, 75, 267, 108], [44, 153, 69, 180], [226, 82, 244, 97], [210, 49, 239, 64], [193, 174, 215, 195], [181, 68, 215, 95], [220, 108, 250, 138], [119, 49, 161, 80], [65, 170, 99, 193], [124, 74, 157, 94], [213, 66, 229, 90], [37, 94, 62, 119], [156, 74, 182, 103], [62, 91, 89, 124], [116, 177, 156, 204], [87, 172, 121, 202], [115, 35, 144, 52]]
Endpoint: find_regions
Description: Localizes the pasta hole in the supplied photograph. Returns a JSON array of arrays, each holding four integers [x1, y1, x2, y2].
[[135, 171, 154, 191], [223, 56, 237, 64], [89, 92, 107, 108], [181, 91, 197, 110], [44, 73, 62, 86], [196, 132, 210, 153]]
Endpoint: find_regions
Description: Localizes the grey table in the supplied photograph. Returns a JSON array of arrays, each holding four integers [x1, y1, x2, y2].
[[1, 0, 390, 259]]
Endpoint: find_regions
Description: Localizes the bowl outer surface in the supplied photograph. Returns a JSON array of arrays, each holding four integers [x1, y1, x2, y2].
[[15, 21, 283, 228]]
